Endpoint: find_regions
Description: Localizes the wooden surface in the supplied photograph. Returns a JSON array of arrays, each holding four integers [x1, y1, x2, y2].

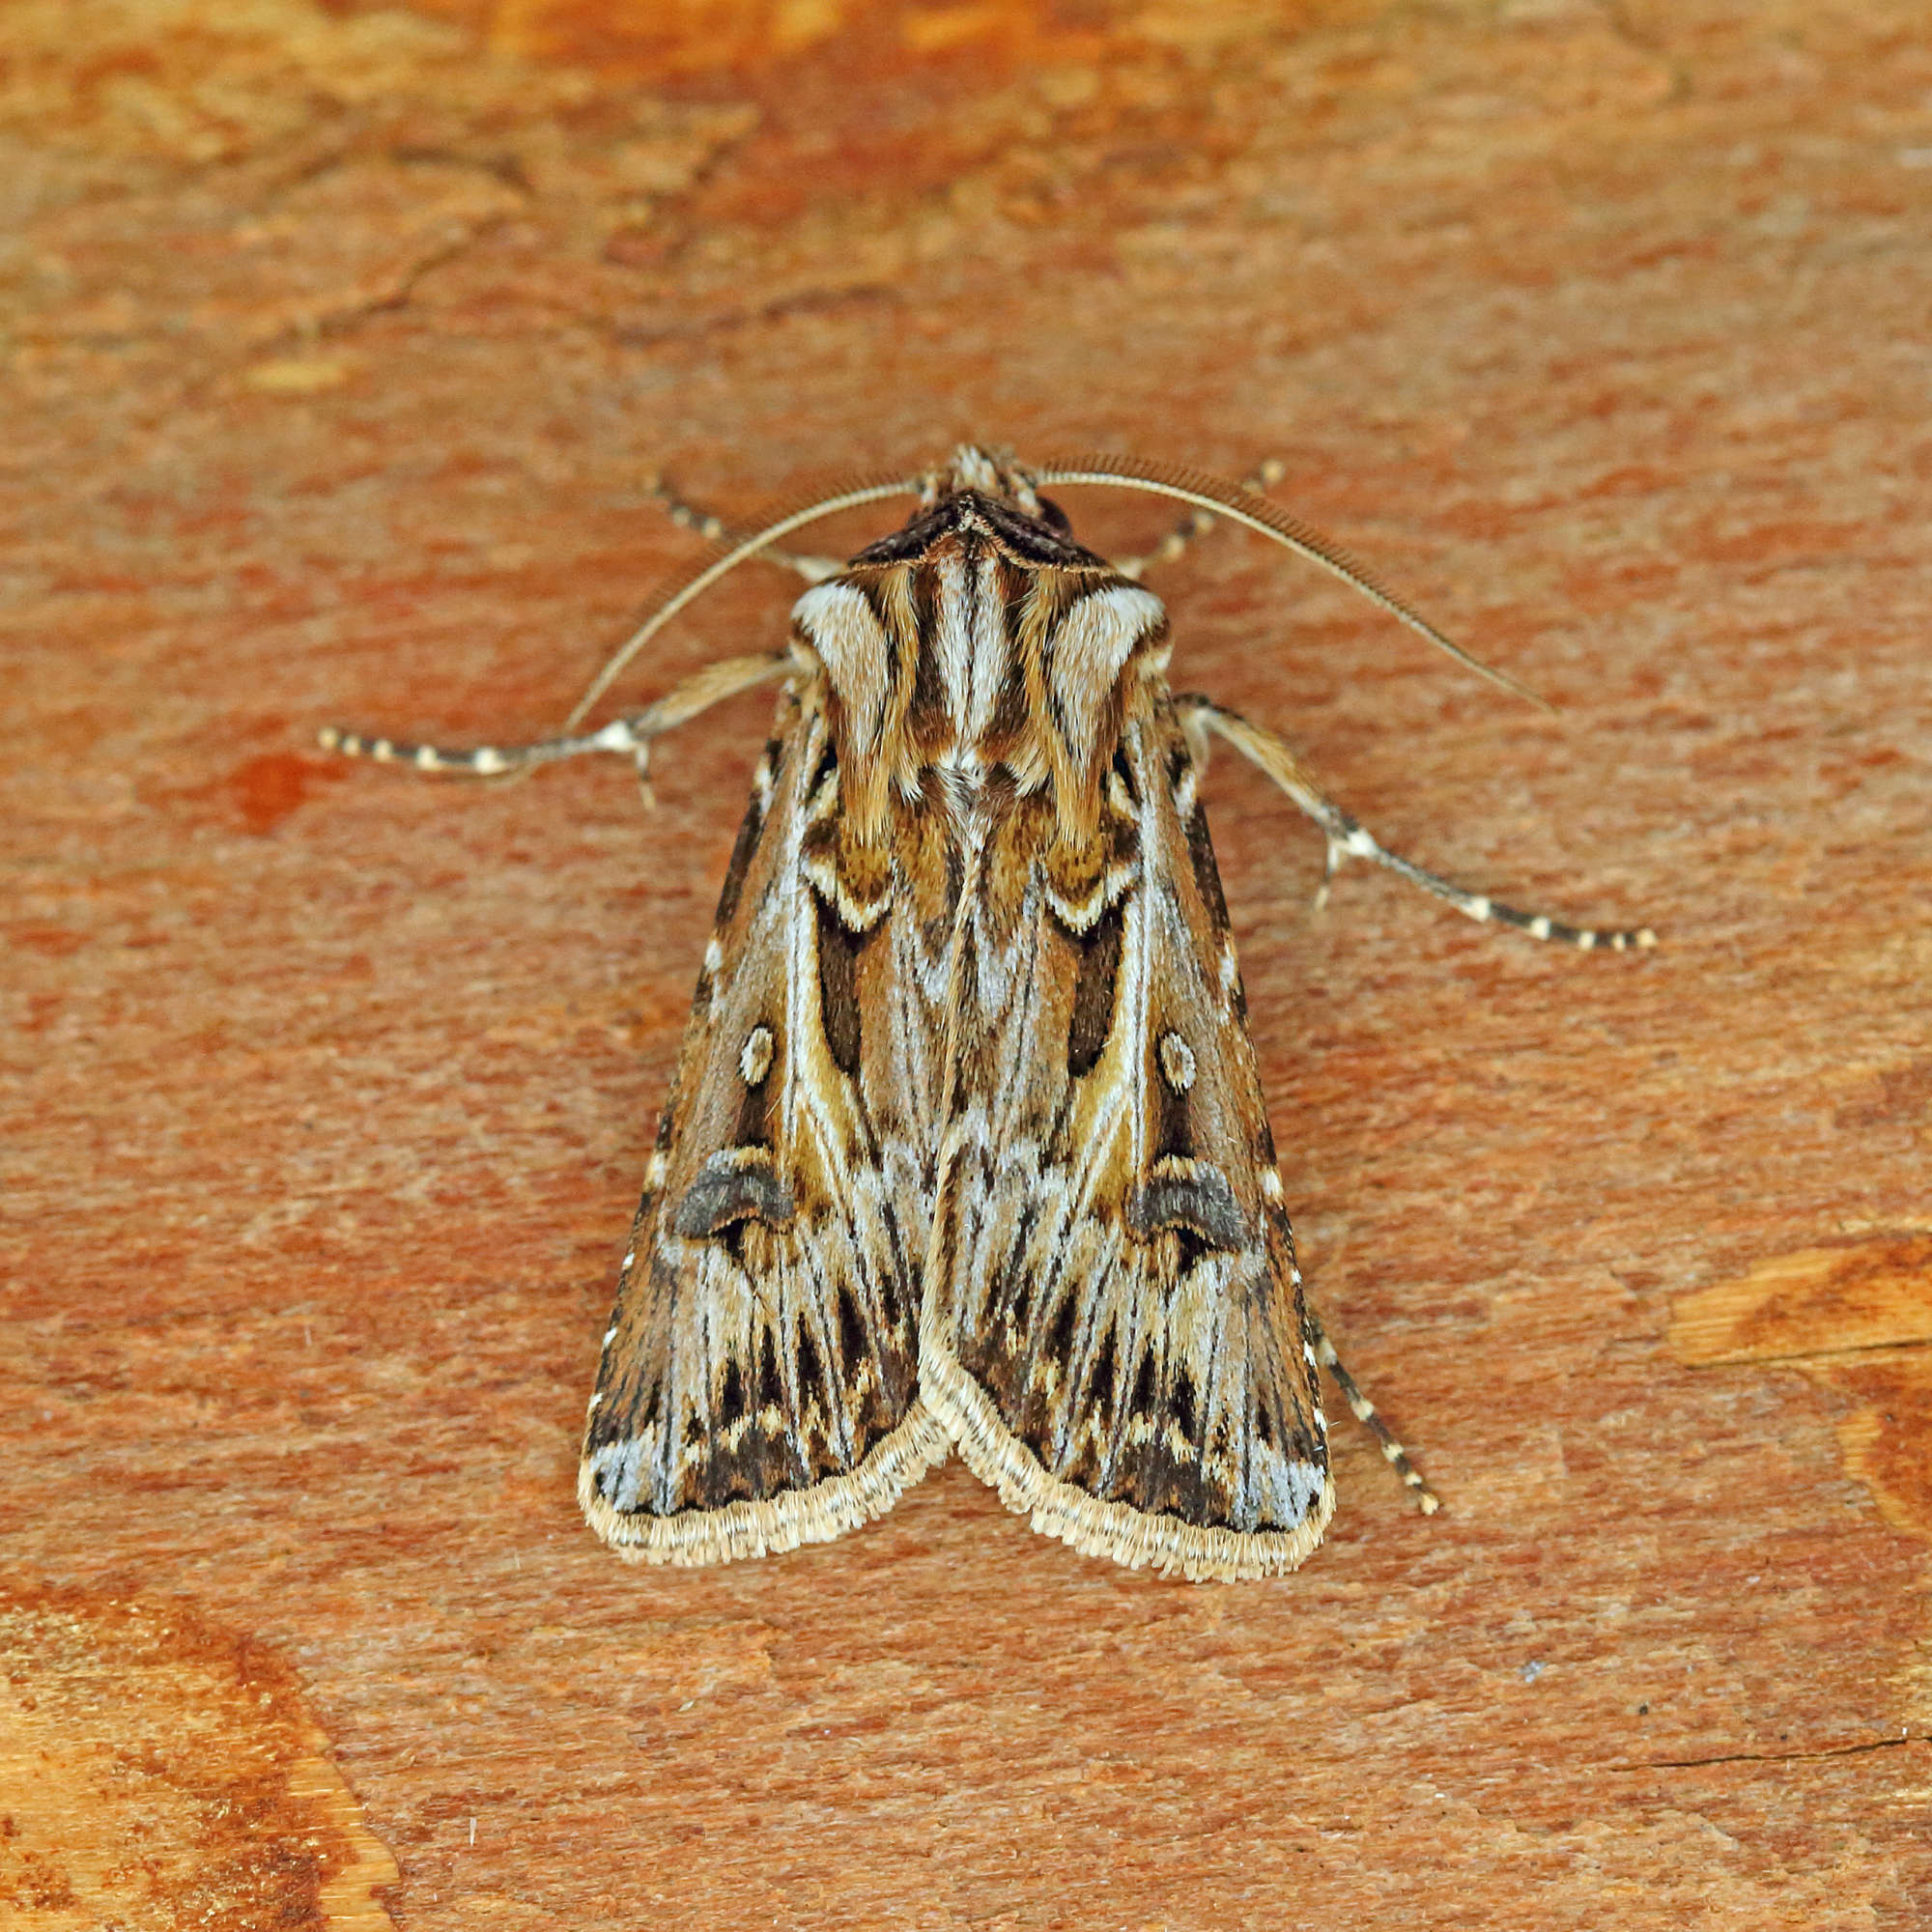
[[7, 2, 1929, 1925]]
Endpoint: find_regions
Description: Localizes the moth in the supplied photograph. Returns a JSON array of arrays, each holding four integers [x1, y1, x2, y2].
[[322, 447, 1651, 1581]]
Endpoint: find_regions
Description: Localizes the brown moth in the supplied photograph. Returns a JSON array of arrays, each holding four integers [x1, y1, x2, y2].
[[323, 447, 1651, 1580]]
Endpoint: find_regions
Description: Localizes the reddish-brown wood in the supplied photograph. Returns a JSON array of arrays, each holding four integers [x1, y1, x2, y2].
[[6, 2, 1928, 1924]]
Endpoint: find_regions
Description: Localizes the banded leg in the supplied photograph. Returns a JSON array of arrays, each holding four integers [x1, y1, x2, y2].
[[1305, 1309, 1440, 1515], [1112, 459, 1287, 581], [647, 473, 844, 584], [319, 650, 796, 805], [1176, 696, 1657, 951]]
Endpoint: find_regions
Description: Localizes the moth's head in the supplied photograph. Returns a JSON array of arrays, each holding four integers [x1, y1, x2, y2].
[[921, 445, 1074, 536]]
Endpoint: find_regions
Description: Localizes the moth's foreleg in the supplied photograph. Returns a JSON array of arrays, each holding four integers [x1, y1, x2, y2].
[[647, 473, 844, 584], [1175, 696, 1657, 952], [1111, 460, 1287, 581], [321, 650, 796, 808], [1304, 1309, 1440, 1516]]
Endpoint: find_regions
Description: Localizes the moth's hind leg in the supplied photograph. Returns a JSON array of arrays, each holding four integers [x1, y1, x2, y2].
[[321, 650, 795, 807], [1175, 696, 1658, 952], [1305, 1308, 1440, 1515], [1111, 460, 1287, 582], [648, 473, 844, 584]]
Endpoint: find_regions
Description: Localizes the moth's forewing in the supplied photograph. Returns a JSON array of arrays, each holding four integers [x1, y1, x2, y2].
[[580, 687, 947, 1563], [918, 558, 1334, 1580]]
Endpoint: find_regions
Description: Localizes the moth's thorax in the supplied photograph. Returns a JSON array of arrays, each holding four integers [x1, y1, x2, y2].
[[789, 497, 1168, 830]]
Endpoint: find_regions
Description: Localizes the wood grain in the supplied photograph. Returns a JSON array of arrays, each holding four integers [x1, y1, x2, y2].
[[6, 1, 1928, 1925]]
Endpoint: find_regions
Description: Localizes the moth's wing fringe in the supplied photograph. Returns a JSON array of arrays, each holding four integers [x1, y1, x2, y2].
[[919, 1315, 1336, 1584], [578, 1403, 950, 1566]]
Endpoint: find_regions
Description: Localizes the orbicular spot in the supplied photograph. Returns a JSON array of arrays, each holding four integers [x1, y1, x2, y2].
[[1157, 1030, 1196, 1094], [732, 1024, 779, 1149], [740, 1024, 775, 1088], [1151, 1031, 1195, 1162]]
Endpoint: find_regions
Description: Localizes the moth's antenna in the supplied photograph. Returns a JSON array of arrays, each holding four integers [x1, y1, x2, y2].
[[563, 474, 920, 730], [1036, 454, 1553, 712]]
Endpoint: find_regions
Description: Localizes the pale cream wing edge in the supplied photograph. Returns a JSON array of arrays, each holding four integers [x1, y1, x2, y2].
[[578, 1405, 950, 1566], [919, 1304, 1334, 1582]]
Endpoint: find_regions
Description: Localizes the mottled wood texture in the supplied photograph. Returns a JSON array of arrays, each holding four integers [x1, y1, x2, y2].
[[6, 2, 1929, 1925]]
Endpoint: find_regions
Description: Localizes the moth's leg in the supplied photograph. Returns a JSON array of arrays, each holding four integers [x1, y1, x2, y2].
[[647, 474, 844, 584], [320, 650, 796, 807], [1112, 460, 1287, 581], [1175, 696, 1658, 952], [1305, 1308, 1440, 1515]]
